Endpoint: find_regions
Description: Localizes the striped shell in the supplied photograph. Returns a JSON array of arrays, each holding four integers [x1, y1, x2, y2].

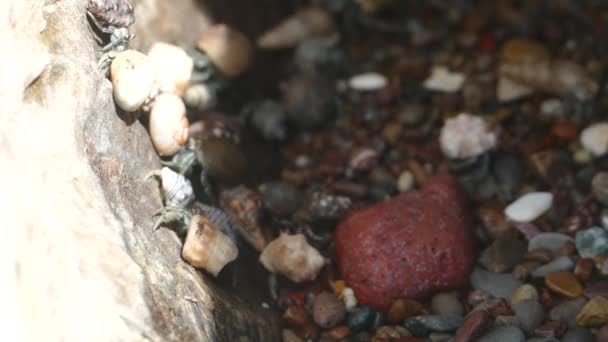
[[160, 167, 194, 208]]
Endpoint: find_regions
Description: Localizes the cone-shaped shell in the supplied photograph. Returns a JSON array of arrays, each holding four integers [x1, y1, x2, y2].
[[182, 214, 239, 277], [197, 24, 254, 78], [257, 7, 335, 49], [149, 93, 189, 157], [160, 167, 194, 208], [259, 232, 324, 283], [110, 50, 156, 112]]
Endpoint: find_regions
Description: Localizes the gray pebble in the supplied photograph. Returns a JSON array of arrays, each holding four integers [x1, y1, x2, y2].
[[575, 226, 608, 258], [549, 297, 587, 327], [411, 315, 463, 332], [250, 100, 287, 141], [470, 268, 523, 299], [479, 236, 527, 273], [561, 327, 594, 342], [512, 300, 544, 334], [531, 256, 574, 277], [431, 292, 464, 317], [528, 233, 573, 252], [478, 326, 525, 342], [258, 181, 302, 217]]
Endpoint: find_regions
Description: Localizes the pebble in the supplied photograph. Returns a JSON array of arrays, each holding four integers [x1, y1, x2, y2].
[[398, 104, 426, 126], [439, 113, 497, 159], [510, 284, 538, 306], [561, 327, 594, 342], [592, 172, 608, 206], [596, 325, 608, 342], [283, 305, 310, 328], [477, 205, 514, 239], [504, 192, 553, 222], [431, 292, 464, 317], [428, 332, 452, 342], [477, 325, 525, 342], [323, 325, 351, 340], [470, 268, 523, 299], [513, 260, 542, 280], [250, 100, 287, 141], [531, 256, 575, 278], [512, 300, 545, 334], [528, 233, 573, 253], [347, 306, 376, 332], [576, 227, 608, 258], [403, 317, 429, 338], [409, 315, 464, 333], [313, 292, 346, 328], [574, 258, 595, 282], [549, 297, 587, 327], [454, 309, 492, 342], [533, 321, 567, 339], [397, 171, 415, 192], [524, 248, 554, 263], [388, 298, 427, 323], [580, 122, 608, 157], [479, 236, 527, 273], [424, 66, 465, 93], [348, 72, 388, 91], [282, 329, 304, 342], [584, 280, 608, 298], [555, 241, 578, 258], [493, 315, 520, 327], [258, 181, 302, 218], [373, 325, 410, 339], [545, 272, 583, 298], [576, 296, 608, 327]]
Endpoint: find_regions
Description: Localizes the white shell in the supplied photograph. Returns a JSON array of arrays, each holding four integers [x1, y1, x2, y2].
[[182, 214, 239, 277], [111, 50, 156, 112], [149, 93, 189, 157], [147, 42, 193, 97], [259, 233, 324, 283], [505, 192, 554, 223], [183, 83, 216, 111], [423, 66, 465, 93], [348, 72, 387, 92], [160, 167, 194, 208], [439, 113, 498, 159], [581, 122, 608, 157]]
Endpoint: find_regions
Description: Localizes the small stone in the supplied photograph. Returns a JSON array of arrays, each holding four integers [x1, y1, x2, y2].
[[576, 227, 608, 258], [596, 325, 608, 342], [397, 171, 415, 193], [259, 181, 302, 218], [398, 104, 426, 127], [282, 329, 304, 342], [340, 287, 358, 312], [347, 306, 376, 332], [574, 258, 595, 282], [545, 272, 583, 298], [424, 66, 465, 93], [512, 300, 545, 334], [554, 241, 577, 257], [524, 248, 554, 263], [497, 76, 534, 102], [479, 236, 527, 273], [561, 327, 594, 342], [504, 192, 553, 222], [477, 325, 525, 342], [373, 325, 410, 339], [467, 290, 491, 307], [283, 305, 310, 328], [528, 233, 574, 253], [493, 315, 520, 327], [580, 123, 608, 157], [323, 325, 351, 340], [388, 298, 427, 324], [531, 256, 575, 278], [576, 296, 608, 327], [349, 72, 387, 91], [431, 292, 464, 317], [473, 298, 513, 317], [349, 147, 379, 172], [549, 297, 587, 327], [512, 260, 542, 280], [313, 292, 346, 328], [403, 317, 429, 338], [585, 280, 608, 299], [439, 113, 497, 159], [410, 315, 464, 333], [533, 321, 567, 339], [470, 267, 523, 299], [477, 205, 514, 239], [510, 284, 538, 306], [454, 309, 492, 342], [428, 333, 452, 342]]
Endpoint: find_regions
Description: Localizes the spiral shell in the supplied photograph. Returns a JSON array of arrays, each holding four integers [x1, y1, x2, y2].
[[147, 42, 193, 96], [197, 24, 254, 78], [182, 214, 239, 277], [257, 7, 335, 49], [220, 186, 267, 252], [259, 232, 325, 283], [149, 93, 189, 156], [183, 83, 217, 111], [110, 49, 156, 112], [159, 167, 194, 208]]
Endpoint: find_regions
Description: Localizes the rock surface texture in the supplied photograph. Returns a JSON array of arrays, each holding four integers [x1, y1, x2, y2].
[[335, 173, 475, 312], [0, 0, 283, 340]]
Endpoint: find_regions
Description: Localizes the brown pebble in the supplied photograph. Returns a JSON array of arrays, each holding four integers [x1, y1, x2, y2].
[[388, 298, 427, 323], [574, 258, 595, 282], [554, 241, 577, 257], [550, 120, 579, 141], [534, 320, 567, 338], [323, 325, 351, 340], [539, 287, 554, 310], [477, 204, 514, 239], [545, 272, 584, 298], [576, 296, 608, 328], [373, 325, 407, 340], [512, 260, 542, 280], [454, 309, 492, 342], [313, 292, 346, 328], [283, 305, 310, 328]]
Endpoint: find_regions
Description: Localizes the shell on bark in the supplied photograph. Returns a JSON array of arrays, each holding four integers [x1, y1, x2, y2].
[[147, 42, 193, 97], [182, 214, 239, 277], [196, 24, 254, 78], [257, 7, 335, 49], [159, 167, 194, 208], [259, 232, 324, 283], [110, 49, 157, 112], [148, 93, 189, 157]]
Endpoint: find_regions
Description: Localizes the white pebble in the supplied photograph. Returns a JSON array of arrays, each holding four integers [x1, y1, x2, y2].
[[581, 122, 608, 157], [348, 72, 387, 91], [439, 113, 498, 159], [339, 287, 358, 312], [505, 192, 554, 222], [423, 66, 465, 93], [110, 50, 157, 112], [148, 42, 193, 96], [397, 170, 415, 192]]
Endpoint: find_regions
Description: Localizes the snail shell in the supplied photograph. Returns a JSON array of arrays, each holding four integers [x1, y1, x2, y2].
[[259, 232, 325, 283], [183, 83, 217, 111], [160, 167, 194, 208], [147, 42, 193, 96], [182, 214, 238, 277], [197, 24, 254, 78], [220, 185, 267, 252], [257, 7, 335, 49], [149, 93, 189, 156], [110, 49, 157, 112]]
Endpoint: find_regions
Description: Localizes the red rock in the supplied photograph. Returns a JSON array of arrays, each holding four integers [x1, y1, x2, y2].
[[454, 309, 492, 342], [335, 173, 475, 311]]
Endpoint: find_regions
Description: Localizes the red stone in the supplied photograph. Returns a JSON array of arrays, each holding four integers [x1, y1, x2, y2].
[[454, 310, 492, 342], [334, 173, 475, 311]]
